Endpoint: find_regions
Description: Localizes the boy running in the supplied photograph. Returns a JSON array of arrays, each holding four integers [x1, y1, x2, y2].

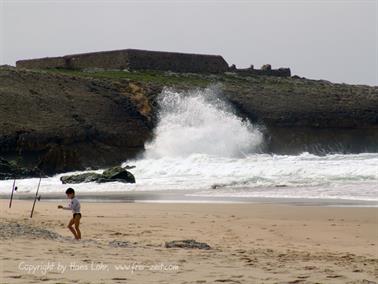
[[58, 188, 81, 240]]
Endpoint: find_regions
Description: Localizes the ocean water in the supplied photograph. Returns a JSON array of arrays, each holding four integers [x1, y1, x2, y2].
[[1, 88, 377, 201]]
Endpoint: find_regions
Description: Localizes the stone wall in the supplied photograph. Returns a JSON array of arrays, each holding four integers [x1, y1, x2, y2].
[[236, 68, 291, 77], [230, 64, 291, 77], [16, 56, 66, 69], [15, 49, 290, 77], [126, 49, 228, 73], [16, 49, 229, 74], [65, 50, 129, 70]]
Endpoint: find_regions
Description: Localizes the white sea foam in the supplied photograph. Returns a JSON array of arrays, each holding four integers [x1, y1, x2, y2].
[[144, 88, 263, 158], [1, 153, 377, 201], [1, 88, 377, 201]]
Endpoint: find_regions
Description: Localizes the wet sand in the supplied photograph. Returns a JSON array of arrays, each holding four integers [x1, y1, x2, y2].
[[0, 199, 377, 283]]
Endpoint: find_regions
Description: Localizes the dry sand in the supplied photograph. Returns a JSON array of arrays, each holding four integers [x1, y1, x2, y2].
[[0, 199, 377, 284]]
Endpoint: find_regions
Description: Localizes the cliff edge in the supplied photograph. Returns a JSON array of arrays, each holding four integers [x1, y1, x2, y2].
[[1, 66, 377, 176], [0, 67, 155, 175]]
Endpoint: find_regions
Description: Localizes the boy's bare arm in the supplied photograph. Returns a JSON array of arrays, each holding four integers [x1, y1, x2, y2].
[[58, 205, 71, 210]]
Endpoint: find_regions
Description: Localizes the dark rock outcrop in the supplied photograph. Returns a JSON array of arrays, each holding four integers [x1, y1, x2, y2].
[[0, 157, 40, 180], [60, 172, 102, 184], [60, 166, 135, 184], [221, 75, 378, 153], [0, 67, 155, 175], [101, 166, 136, 182]]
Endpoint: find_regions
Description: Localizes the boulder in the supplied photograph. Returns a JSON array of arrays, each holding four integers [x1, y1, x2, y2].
[[100, 166, 136, 183], [60, 166, 135, 184], [60, 172, 102, 184]]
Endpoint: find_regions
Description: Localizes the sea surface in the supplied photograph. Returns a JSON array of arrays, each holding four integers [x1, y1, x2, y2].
[[1, 88, 377, 202]]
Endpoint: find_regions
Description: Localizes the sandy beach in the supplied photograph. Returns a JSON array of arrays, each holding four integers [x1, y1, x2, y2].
[[0, 199, 377, 284]]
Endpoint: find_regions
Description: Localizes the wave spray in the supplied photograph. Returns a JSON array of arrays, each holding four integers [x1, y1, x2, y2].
[[144, 87, 263, 159]]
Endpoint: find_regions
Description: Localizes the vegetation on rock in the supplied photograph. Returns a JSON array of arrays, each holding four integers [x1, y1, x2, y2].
[[60, 166, 135, 184]]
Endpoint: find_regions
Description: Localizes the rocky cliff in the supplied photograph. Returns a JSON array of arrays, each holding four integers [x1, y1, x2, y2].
[[0, 67, 156, 175], [0, 66, 377, 176]]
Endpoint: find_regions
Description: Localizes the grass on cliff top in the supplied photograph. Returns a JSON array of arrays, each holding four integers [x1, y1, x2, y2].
[[42, 68, 304, 90], [40, 68, 373, 95], [46, 68, 214, 87]]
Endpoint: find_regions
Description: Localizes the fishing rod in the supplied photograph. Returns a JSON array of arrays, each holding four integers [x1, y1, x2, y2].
[[8, 178, 17, 208], [30, 176, 42, 218]]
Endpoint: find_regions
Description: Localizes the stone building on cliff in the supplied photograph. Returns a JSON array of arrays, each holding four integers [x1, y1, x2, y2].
[[16, 48, 291, 77], [16, 49, 229, 74]]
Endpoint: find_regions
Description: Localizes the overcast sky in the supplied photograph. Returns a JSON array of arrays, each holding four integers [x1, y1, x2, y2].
[[1, 0, 377, 85]]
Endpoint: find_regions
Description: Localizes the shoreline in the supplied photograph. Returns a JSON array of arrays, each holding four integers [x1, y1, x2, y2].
[[1, 190, 377, 207]]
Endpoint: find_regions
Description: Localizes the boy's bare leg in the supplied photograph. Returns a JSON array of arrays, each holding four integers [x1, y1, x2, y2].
[[74, 215, 81, 239], [67, 218, 79, 239]]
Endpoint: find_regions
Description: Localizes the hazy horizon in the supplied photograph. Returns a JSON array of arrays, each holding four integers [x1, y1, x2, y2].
[[1, 0, 377, 86]]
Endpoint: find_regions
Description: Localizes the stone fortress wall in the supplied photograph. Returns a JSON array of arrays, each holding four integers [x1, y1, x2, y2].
[[16, 56, 66, 69], [16, 49, 291, 77], [230, 64, 291, 77]]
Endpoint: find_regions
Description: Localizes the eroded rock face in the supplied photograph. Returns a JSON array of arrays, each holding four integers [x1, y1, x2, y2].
[[60, 166, 135, 184], [0, 157, 40, 180], [221, 76, 378, 153], [0, 67, 156, 175]]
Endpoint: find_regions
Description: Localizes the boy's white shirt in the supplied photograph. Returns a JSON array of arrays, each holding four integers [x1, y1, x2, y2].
[[62, 197, 81, 213]]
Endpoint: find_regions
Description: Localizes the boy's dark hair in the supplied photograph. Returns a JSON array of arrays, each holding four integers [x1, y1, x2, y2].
[[65, 188, 75, 195]]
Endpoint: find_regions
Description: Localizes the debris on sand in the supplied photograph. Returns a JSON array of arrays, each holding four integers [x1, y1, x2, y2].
[[0, 222, 62, 240], [165, 239, 211, 250]]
